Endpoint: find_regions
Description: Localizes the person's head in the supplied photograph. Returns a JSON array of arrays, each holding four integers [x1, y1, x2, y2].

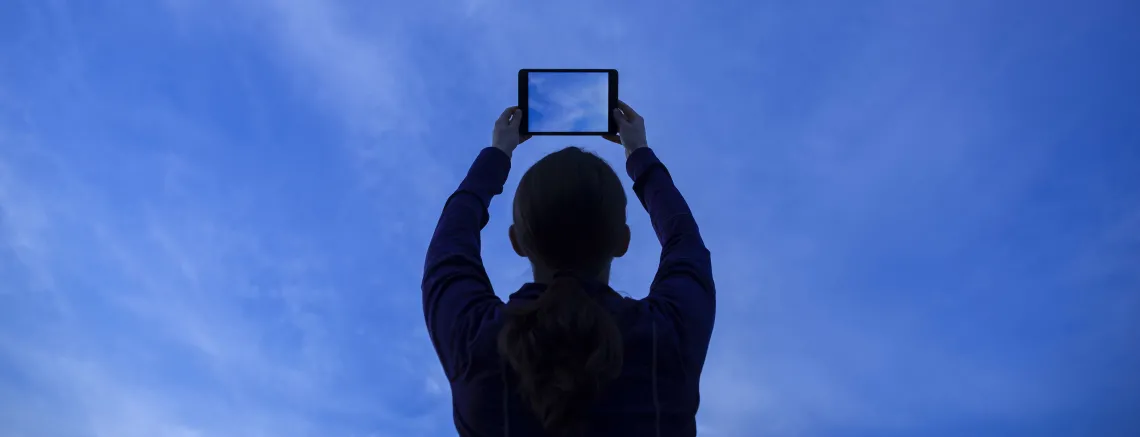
[[497, 146, 629, 434]]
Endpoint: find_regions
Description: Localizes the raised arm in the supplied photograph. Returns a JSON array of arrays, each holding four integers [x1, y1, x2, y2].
[[422, 107, 527, 379], [611, 101, 715, 370]]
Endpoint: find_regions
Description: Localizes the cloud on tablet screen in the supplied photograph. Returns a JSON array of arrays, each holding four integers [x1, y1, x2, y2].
[[527, 72, 609, 132]]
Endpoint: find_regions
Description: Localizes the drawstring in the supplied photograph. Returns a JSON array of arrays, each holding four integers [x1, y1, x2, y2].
[[502, 359, 510, 437], [652, 319, 661, 437]]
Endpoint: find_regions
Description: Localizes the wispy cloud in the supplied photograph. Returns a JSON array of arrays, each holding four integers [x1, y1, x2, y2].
[[527, 72, 610, 132], [2, 0, 1138, 436]]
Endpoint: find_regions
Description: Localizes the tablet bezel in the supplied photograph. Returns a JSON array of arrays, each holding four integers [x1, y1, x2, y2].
[[518, 69, 619, 136]]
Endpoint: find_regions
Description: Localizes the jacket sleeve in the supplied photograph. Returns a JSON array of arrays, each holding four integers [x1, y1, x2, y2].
[[627, 147, 716, 370], [422, 147, 510, 379]]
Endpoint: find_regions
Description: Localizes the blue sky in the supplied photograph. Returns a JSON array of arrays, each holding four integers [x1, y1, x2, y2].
[[527, 71, 609, 132], [1, 1, 1138, 436]]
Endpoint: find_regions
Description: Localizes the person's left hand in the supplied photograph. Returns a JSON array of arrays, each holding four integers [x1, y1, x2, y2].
[[492, 106, 531, 158]]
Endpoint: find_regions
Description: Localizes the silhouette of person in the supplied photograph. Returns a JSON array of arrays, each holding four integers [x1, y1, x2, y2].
[[423, 100, 715, 436]]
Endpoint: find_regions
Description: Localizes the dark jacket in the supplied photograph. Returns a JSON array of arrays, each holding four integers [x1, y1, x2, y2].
[[423, 147, 715, 437]]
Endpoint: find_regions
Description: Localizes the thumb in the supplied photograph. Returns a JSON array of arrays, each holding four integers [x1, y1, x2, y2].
[[498, 106, 517, 125], [612, 108, 629, 125]]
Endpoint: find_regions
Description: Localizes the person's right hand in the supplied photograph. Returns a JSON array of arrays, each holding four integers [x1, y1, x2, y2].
[[603, 100, 648, 158]]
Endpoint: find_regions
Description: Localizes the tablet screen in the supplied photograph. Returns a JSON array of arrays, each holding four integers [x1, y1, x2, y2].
[[526, 71, 611, 133]]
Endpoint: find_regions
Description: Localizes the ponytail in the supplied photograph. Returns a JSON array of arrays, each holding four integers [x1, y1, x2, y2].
[[497, 272, 624, 435]]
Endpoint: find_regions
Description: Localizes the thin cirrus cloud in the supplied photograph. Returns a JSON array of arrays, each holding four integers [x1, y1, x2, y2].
[[1, 0, 1138, 437], [527, 72, 610, 132]]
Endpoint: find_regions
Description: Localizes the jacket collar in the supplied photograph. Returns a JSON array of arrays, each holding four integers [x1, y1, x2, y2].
[[506, 276, 625, 307]]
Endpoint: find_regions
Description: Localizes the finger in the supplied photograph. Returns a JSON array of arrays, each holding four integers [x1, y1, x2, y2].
[[508, 108, 524, 127], [497, 106, 517, 125], [616, 100, 640, 120], [612, 108, 629, 124], [601, 134, 622, 145]]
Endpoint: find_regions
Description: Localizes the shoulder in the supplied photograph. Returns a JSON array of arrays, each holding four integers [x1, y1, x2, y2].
[[445, 300, 508, 382]]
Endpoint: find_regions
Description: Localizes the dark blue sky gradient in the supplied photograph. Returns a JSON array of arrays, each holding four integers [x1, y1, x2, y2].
[[0, 0, 1137, 436]]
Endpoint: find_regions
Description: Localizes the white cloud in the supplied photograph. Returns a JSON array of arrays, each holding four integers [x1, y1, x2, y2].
[[3, 1, 1138, 436], [0, 49, 439, 437], [528, 72, 610, 132]]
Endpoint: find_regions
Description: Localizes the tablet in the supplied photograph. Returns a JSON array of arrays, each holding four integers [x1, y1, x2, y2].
[[518, 69, 619, 136]]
